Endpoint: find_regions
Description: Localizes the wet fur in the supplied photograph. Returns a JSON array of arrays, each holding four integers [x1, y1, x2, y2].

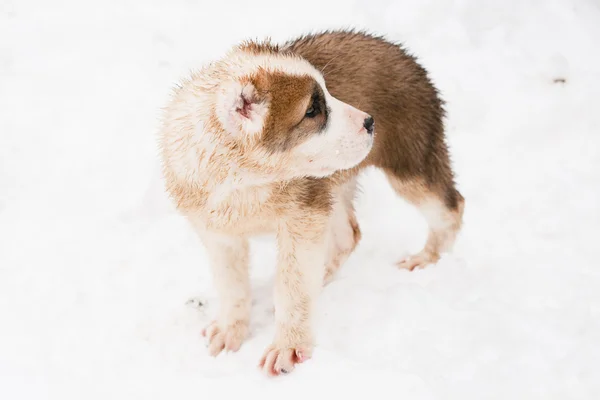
[[159, 30, 464, 376]]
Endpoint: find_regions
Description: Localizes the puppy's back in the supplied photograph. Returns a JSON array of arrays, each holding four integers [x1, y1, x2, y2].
[[286, 30, 459, 209]]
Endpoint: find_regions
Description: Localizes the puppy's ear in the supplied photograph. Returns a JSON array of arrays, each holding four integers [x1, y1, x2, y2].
[[215, 79, 268, 138]]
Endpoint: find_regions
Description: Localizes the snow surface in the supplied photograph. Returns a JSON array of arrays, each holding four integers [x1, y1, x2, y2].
[[1, 0, 600, 398]]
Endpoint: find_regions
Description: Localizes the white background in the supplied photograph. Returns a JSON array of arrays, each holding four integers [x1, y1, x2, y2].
[[1, 0, 599, 398]]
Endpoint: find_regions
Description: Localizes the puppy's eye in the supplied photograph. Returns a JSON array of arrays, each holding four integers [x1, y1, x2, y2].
[[305, 104, 317, 118]]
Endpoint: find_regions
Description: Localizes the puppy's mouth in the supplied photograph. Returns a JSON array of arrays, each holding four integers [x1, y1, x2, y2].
[[318, 146, 373, 175]]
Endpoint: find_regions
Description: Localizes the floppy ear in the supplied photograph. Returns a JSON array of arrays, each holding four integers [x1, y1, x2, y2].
[[215, 79, 268, 138]]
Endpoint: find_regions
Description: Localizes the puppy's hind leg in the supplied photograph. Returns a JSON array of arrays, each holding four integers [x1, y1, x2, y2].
[[385, 175, 464, 270]]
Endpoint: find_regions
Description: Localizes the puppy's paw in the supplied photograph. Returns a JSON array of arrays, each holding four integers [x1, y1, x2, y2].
[[258, 343, 312, 376], [202, 320, 248, 356], [397, 251, 438, 271]]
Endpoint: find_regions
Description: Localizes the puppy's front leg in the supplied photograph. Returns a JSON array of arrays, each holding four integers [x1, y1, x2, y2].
[[192, 223, 251, 356], [259, 214, 329, 376]]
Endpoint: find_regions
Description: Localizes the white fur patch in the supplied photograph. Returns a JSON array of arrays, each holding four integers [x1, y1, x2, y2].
[[293, 94, 373, 177], [215, 80, 269, 138], [420, 198, 454, 231], [225, 50, 326, 87]]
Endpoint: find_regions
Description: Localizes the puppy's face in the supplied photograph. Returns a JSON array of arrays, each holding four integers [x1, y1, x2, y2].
[[214, 58, 373, 177]]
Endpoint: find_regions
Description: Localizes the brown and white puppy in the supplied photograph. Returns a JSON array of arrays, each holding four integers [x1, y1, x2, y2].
[[158, 30, 464, 376]]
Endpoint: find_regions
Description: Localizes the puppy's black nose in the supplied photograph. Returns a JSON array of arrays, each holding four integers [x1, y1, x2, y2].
[[363, 116, 374, 135]]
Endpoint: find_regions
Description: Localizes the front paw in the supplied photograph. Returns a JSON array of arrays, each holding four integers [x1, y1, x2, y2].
[[258, 342, 312, 376], [201, 320, 248, 356]]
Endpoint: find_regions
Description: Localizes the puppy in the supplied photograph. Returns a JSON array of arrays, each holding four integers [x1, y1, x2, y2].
[[158, 30, 464, 376]]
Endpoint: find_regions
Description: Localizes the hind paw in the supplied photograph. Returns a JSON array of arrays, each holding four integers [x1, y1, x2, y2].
[[398, 251, 438, 271]]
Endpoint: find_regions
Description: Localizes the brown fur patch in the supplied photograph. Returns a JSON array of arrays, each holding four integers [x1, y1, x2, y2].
[[238, 39, 281, 55], [274, 177, 333, 215], [248, 70, 327, 153]]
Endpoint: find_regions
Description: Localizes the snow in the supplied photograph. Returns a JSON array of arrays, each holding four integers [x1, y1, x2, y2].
[[1, 0, 599, 398]]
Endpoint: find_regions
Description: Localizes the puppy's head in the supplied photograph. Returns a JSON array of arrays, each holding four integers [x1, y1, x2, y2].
[[213, 45, 374, 178]]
